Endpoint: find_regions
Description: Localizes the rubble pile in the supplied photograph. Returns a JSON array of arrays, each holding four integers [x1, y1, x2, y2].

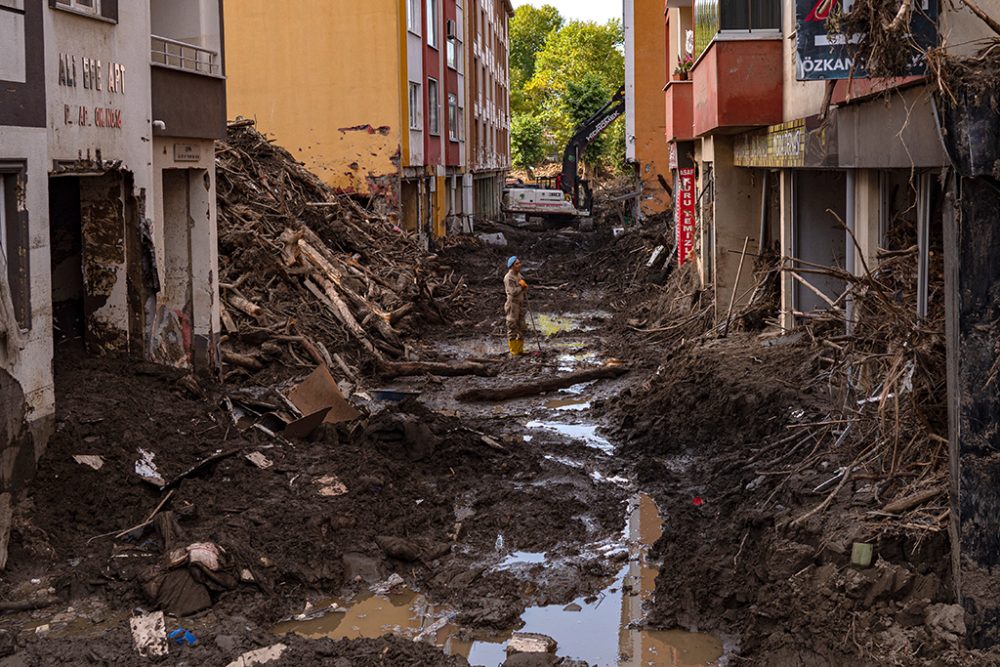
[[215, 122, 465, 379]]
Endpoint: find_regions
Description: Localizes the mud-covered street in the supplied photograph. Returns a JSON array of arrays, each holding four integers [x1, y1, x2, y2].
[[0, 195, 989, 666]]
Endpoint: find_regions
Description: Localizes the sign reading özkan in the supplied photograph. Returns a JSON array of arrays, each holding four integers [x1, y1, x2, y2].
[[795, 0, 938, 80], [676, 168, 696, 266]]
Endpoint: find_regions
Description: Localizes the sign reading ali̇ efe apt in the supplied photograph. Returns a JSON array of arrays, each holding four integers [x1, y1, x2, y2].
[[795, 0, 939, 81], [58, 53, 126, 128]]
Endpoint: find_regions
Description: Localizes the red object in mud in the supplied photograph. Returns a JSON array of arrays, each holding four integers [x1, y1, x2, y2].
[[692, 496, 704, 507]]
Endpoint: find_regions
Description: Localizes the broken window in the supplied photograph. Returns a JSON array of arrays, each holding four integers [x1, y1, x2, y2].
[[448, 93, 459, 142], [409, 82, 422, 130], [428, 78, 440, 135], [0, 166, 30, 331]]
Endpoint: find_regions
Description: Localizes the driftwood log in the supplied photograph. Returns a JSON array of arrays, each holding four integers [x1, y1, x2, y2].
[[379, 360, 495, 379], [456, 365, 629, 402]]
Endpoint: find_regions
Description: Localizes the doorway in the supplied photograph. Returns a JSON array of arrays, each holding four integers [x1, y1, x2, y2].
[[792, 170, 847, 313]]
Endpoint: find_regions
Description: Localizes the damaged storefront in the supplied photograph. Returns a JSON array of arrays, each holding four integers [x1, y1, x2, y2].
[[0, 0, 226, 496], [732, 87, 947, 329]]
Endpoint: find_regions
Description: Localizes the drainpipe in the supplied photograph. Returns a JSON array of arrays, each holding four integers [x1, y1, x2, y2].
[[845, 170, 856, 335]]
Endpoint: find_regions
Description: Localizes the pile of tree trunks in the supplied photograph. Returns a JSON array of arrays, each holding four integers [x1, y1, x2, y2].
[[215, 121, 466, 379]]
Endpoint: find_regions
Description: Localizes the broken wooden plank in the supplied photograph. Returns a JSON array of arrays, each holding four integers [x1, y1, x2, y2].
[[456, 365, 629, 402]]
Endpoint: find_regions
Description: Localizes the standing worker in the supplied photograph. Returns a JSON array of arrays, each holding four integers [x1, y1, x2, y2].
[[504, 256, 529, 356]]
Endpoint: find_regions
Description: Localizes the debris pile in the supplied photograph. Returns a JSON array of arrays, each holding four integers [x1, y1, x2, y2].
[[788, 243, 948, 531], [215, 122, 465, 379]]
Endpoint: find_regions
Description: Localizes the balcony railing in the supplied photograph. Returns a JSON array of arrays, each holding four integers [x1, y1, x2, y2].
[[151, 35, 221, 76]]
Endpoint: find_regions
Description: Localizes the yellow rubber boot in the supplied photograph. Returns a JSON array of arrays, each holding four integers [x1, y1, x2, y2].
[[509, 339, 523, 356], [514, 339, 524, 355]]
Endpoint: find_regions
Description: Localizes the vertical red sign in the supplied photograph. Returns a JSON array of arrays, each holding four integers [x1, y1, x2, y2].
[[676, 168, 696, 265]]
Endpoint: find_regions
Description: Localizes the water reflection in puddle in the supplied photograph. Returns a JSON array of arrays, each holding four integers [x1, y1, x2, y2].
[[544, 397, 592, 411], [536, 311, 611, 337], [527, 420, 614, 453], [468, 494, 724, 666], [274, 499, 723, 667]]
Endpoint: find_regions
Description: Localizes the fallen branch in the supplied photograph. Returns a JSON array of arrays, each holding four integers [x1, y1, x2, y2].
[[456, 365, 629, 402], [0, 596, 60, 614], [380, 360, 496, 379]]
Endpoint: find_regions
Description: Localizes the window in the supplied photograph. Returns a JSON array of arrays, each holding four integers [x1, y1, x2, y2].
[[426, 0, 438, 48], [0, 0, 26, 83], [447, 38, 460, 69], [52, 0, 117, 22], [409, 82, 422, 129], [55, 0, 99, 15], [694, 0, 779, 56], [406, 0, 419, 34], [448, 94, 459, 141], [0, 167, 30, 331], [428, 78, 440, 135]]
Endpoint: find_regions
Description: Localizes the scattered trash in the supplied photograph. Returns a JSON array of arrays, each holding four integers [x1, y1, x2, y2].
[[612, 227, 625, 238], [134, 449, 166, 488], [315, 475, 348, 497], [287, 365, 361, 427], [372, 388, 422, 403], [169, 542, 223, 571], [477, 232, 508, 247], [245, 452, 273, 469], [72, 455, 104, 471], [168, 628, 198, 647], [508, 632, 558, 655], [851, 542, 874, 568], [369, 573, 406, 596], [646, 245, 666, 268], [692, 496, 705, 507], [130, 611, 168, 658], [224, 643, 288, 667]]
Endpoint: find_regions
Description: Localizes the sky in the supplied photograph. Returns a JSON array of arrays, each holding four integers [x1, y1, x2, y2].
[[515, 0, 621, 24]]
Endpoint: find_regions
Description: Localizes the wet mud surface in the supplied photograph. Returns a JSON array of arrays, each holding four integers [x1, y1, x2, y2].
[[0, 223, 991, 666]]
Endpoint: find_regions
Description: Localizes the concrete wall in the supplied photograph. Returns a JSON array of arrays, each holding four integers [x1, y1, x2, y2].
[[0, 126, 53, 470], [151, 137, 220, 371], [625, 0, 672, 217], [709, 136, 761, 319], [225, 0, 403, 198]]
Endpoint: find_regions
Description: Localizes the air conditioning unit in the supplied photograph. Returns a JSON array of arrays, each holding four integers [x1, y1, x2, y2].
[[446, 19, 457, 40]]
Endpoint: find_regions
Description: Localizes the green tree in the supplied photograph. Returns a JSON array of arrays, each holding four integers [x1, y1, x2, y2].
[[564, 73, 613, 172], [510, 113, 546, 169], [525, 19, 626, 173], [509, 4, 563, 114]]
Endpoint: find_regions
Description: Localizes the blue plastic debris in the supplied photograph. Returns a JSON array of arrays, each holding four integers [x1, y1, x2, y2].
[[168, 628, 198, 647]]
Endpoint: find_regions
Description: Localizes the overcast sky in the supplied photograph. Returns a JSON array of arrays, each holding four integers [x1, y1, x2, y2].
[[515, 0, 622, 24]]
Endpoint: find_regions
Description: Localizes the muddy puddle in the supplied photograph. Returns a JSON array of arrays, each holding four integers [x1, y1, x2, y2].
[[535, 311, 612, 337], [274, 494, 724, 666], [544, 396, 591, 411], [526, 420, 614, 453]]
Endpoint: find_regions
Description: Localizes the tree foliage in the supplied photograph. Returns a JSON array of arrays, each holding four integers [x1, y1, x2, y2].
[[508, 7, 625, 175], [510, 113, 546, 169]]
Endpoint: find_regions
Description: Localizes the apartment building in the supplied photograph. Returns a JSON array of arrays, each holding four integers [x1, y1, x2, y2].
[[661, 0, 992, 323], [226, 0, 512, 238], [467, 0, 514, 220], [624, 0, 672, 218], [0, 0, 226, 491]]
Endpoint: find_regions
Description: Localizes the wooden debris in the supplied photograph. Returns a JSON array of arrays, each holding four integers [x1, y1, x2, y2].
[[457, 365, 629, 402], [379, 360, 495, 379]]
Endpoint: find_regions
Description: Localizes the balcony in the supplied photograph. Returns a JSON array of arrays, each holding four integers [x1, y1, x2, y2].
[[691, 38, 783, 136], [151, 35, 221, 77], [665, 80, 694, 142], [149, 0, 226, 140]]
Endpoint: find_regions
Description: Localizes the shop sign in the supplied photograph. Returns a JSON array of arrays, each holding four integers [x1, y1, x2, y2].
[[676, 168, 696, 266], [734, 116, 838, 168], [795, 0, 938, 80]]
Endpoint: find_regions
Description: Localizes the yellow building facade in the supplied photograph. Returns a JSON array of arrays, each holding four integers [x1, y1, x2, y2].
[[624, 0, 672, 218]]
